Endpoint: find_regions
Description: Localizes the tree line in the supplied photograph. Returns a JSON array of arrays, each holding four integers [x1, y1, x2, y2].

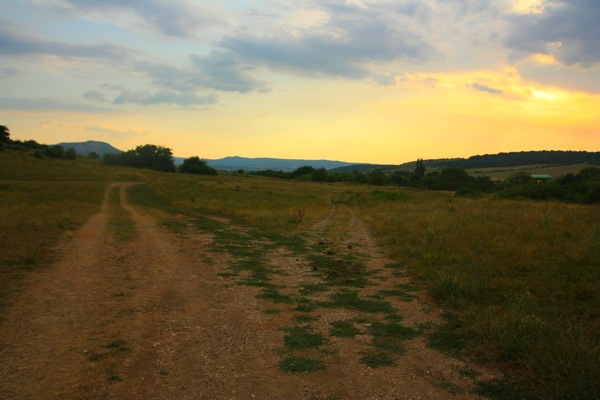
[[102, 144, 217, 175], [1, 125, 78, 160], [2, 124, 598, 203], [252, 161, 600, 204]]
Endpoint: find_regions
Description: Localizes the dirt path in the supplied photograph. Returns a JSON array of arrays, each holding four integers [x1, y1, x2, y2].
[[0, 183, 495, 399]]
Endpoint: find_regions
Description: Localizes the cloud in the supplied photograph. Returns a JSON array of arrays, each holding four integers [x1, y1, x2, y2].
[[54, 0, 223, 39], [188, 51, 269, 93], [0, 97, 118, 113], [112, 90, 218, 106], [216, 1, 436, 83], [0, 66, 20, 78], [470, 82, 503, 94], [0, 19, 222, 105], [84, 122, 154, 138], [506, 0, 600, 67], [82, 90, 106, 102], [0, 17, 136, 60]]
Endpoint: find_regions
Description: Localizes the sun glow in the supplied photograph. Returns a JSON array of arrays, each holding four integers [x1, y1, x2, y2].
[[532, 53, 560, 65], [532, 90, 558, 101], [511, 0, 544, 14]]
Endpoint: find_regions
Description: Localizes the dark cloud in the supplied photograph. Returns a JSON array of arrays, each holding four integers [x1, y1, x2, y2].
[[57, 0, 222, 38], [506, 0, 600, 67], [217, 1, 436, 83], [188, 51, 268, 93], [518, 62, 600, 93], [0, 66, 20, 78], [0, 96, 118, 113], [0, 18, 224, 105], [82, 90, 106, 102], [0, 17, 135, 60], [112, 90, 218, 106], [470, 82, 503, 94]]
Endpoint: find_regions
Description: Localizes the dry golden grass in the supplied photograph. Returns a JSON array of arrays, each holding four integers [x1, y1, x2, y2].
[[0, 151, 142, 300], [359, 190, 600, 398], [2, 148, 598, 398]]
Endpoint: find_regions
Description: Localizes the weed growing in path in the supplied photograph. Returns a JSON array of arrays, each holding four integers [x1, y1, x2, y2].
[[279, 357, 325, 373]]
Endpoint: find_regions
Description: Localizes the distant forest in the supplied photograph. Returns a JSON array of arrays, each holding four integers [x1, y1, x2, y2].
[[2, 124, 599, 204], [444, 150, 600, 169]]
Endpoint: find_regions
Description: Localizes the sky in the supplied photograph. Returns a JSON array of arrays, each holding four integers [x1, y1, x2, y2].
[[1, 0, 599, 164]]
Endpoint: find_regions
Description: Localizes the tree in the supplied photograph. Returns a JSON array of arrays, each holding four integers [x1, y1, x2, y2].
[[45, 145, 65, 159], [367, 170, 388, 186], [64, 147, 77, 160], [0, 125, 10, 143], [389, 170, 411, 187], [413, 158, 426, 180], [130, 144, 175, 172], [311, 167, 328, 182], [438, 167, 470, 190], [179, 156, 217, 175], [105, 144, 175, 172], [291, 166, 316, 179]]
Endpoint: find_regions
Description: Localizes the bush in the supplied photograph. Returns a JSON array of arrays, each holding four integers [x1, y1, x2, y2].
[[179, 156, 217, 175]]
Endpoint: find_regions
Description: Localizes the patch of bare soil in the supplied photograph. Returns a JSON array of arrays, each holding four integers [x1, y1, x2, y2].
[[0, 183, 497, 400]]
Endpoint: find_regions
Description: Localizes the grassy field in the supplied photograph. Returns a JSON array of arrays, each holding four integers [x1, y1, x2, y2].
[[359, 191, 600, 398], [467, 163, 594, 180], [1, 148, 599, 399]]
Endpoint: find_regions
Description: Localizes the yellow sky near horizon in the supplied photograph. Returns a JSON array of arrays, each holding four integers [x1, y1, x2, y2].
[[2, 0, 599, 164], [5, 64, 597, 164]]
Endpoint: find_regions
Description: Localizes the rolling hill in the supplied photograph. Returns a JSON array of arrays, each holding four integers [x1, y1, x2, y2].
[[205, 156, 360, 172], [52, 141, 600, 173], [56, 140, 122, 157]]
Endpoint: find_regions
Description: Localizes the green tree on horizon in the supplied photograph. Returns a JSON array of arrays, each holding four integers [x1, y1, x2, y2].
[[413, 158, 426, 180], [179, 156, 217, 175], [103, 144, 175, 172], [0, 125, 10, 143]]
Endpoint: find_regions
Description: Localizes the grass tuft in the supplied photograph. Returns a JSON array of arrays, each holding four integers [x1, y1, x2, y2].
[[360, 352, 395, 367], [329, 321, 361, 338], [283, 327, 326, 350], [279, 357, 325, 373]]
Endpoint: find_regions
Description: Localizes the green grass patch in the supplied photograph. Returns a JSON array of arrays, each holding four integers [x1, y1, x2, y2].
[[475, 378, 528, 400], [360, 352, 395, 367], [283, 327, 326, 350], [126, 184, 173, 212], [329, 321, 361, 338], [106, 340, 128, 351], [426, 313, 467, 356], [293, 300, 318, 312], [107, 187, 136, 241], [309, 253, 373, 287], [371, 283, 416, 302], [359, 194, 600, 399], [324, 289, 394, 314], [295, 314, 317, 323], [299, 283, 329, 295], [256, 287, 294, 304], [437, 381, 464, 395], [370, 337, 407, 355], [279, 357, 325, 373], [368, 321, 421, 340]]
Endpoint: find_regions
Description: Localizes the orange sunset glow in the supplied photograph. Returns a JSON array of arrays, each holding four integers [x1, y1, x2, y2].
[[1, 1, 598, 164]]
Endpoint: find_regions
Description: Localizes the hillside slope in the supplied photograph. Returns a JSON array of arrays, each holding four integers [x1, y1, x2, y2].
[[56, 140, 122, 156]]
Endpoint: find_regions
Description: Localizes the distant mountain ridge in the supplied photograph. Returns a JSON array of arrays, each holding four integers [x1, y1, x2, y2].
[[206, 156, 359, 172], [56, 140, 121, 157], [53, 141, 600, 171]]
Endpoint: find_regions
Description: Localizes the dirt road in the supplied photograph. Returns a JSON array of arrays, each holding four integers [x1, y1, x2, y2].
[[0, 183, 495, 399]]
